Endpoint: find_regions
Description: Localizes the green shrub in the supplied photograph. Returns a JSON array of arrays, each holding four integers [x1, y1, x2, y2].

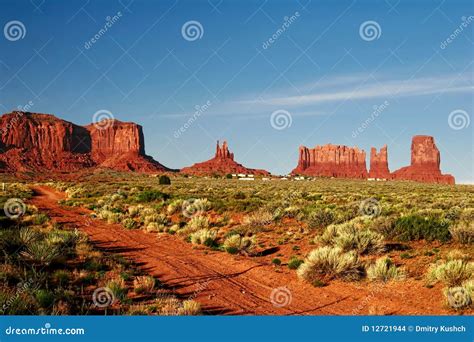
[[135, 190, 169, 203], [393, 215, 450, 242], [190, 229, 218, 247], [297, 246, 364, 284], [123, 218, 137, 229], [307, 208, 334, 229], [225, 174, 232, 179], [159, 175, 171, 185], [32, 213, 49, 225], [106, 278, 127, 302], [34, 289, 55, 308], [367, 257, 405, 282], [288, 256, 303, 270], [444, 280, 473, 310], [272, 258, 281, 266], [133, 276, 155, 294]]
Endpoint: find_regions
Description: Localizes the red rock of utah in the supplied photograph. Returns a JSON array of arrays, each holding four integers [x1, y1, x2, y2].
[[392, 135, 455, 184], [369, 145, 390, 179], [0, 111, 169, 173], [180, 141, 270, 176], [292, 144, 368, 178]]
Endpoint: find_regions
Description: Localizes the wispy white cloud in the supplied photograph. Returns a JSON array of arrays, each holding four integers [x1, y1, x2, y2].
[[237, 73, 473, 107]]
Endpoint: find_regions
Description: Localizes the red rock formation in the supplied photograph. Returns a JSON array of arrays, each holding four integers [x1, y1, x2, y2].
[[0, 111, 169, 173], [392, 135, 455, 184], [292, 144, 367, 178], [180, 141, 270, 176], [369, 145, 390, 179]]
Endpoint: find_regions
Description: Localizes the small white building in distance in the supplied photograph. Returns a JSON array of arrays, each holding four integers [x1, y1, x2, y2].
[[239, 177, 255, 181]]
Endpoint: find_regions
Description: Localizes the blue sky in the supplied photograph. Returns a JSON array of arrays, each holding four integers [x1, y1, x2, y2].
[[0, 0, 473, 182]]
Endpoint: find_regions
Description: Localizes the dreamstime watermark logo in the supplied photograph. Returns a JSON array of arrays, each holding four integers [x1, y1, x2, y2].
[[352, 100, 389, 138], [92, 110, 115, 130], [448, 109, 470, 130], [1, 278, 37, 314], [92, 287, 115, 308], [84, 12, 123, 49], [181, 198, 206, 218], [262, 11, 300, 49], [174, 100, 212, 139], [270, 109, 292, 130], [181, 20, 204, 41], [270, 286, 292, 308], [440, 16, 474, 49], [359, 198, 381, 217], [446, 287, 472, 309], [4, 198, 26, 219], [4, 20, 26, 41], [359, 21, 382, 41]]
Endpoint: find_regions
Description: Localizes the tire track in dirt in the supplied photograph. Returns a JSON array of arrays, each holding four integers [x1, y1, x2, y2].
[[29, 185, 456, 315]]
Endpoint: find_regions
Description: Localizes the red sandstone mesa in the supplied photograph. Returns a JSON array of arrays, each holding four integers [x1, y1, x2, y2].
[[392, 135, 455, 185], [0, 111, 169, 173], [369, 145, 390, 179], [292, 144, 368, 178], [180, 141, 270, 176]]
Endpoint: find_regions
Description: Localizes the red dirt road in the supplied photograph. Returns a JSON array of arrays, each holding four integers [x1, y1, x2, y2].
[[30, 186, 457, 315]]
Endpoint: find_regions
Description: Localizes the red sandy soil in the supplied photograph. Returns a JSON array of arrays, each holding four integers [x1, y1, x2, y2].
[[30, 186, 468, 315]]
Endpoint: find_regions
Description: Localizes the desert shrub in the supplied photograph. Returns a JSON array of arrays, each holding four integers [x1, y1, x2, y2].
[[449, 221, 474, 244], [367, 257, 405, 282], [225, 174, 233, 179], [288, 256, 303, 270], [127, 205, 142, 217], [123, 218, 137, 229], [167, 199, 184, 215], [186, 216, 210, 232], [190, 229, 218, 247], [135, 190, 169, 203], [133, 276, 155, 294], [223, 234, 256, 254], [159, 175, 171, 185], [244, 210, 274, 226], [318, 219, 385, 255], [34, 289, 55, 308], [392, 215, 450, 242], [444, 280, 473, 310], [178, 300, 201, 315], [18, 227, 40, 245], [426, 259, 474, 287], [297, 246, 364, 284], [272, 258, 282, 266], [21, 240, 61, 265], [106, 278, 127, 302], [143, 213, 168, 226], [369, 216, 396, 237], [53, 270, 71, 286], [307, 208, 334, 229], [32, 213, 49, 225]]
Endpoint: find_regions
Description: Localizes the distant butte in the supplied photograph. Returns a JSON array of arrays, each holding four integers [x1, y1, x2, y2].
[[0, 111, 169, 173], [180, 140, 270, 176]]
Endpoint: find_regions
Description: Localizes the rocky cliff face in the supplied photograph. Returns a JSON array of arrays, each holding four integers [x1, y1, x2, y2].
[[292, 144, 368, 178], [369, 145, 390, 179], [180, 141, 269, 176], [392, 136, 454, 184], [0, 112, 168, 173]]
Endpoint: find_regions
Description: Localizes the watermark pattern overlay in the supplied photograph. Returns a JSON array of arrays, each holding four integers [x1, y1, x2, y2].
[[262, 11, 300, 50], [4, 20, 26, 41], [92, 287, 115, 308], [440, 16, 474, 49], [448, 109, 470, 130], [181, 20, 204, 42], [352, 101, 390, 138], [359, 20, 382, 41], [181, 198, 206, 218], [270, 109, 292, 130], [359, 198, 381, 217], [92, 110, 115, 130], [174, 100, 212, 139], [446, 287, 472, 309], [269, 286, 292, 308], [3, 198, 26, 219], [84, 12, 123, 49]]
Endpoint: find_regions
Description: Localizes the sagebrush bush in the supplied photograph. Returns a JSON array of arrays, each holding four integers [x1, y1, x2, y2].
[[185, 216, 210, 233], [318, 219, 385, 255], [449, 221, 474, 244], [106, 278, 127, 302], [243, 210, 274, 227], [133, 276, 155, 294], [297, 246, 364, 284], [179, 300, 201, 315], [367, 257, 405, 282], [190, 229, 217, 247], [307, 208, 334, 229], [444, 280, 473, 310], [426, 259, 474, 287], [223, 234, 256, 254], [158, 175, 171, 185]]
